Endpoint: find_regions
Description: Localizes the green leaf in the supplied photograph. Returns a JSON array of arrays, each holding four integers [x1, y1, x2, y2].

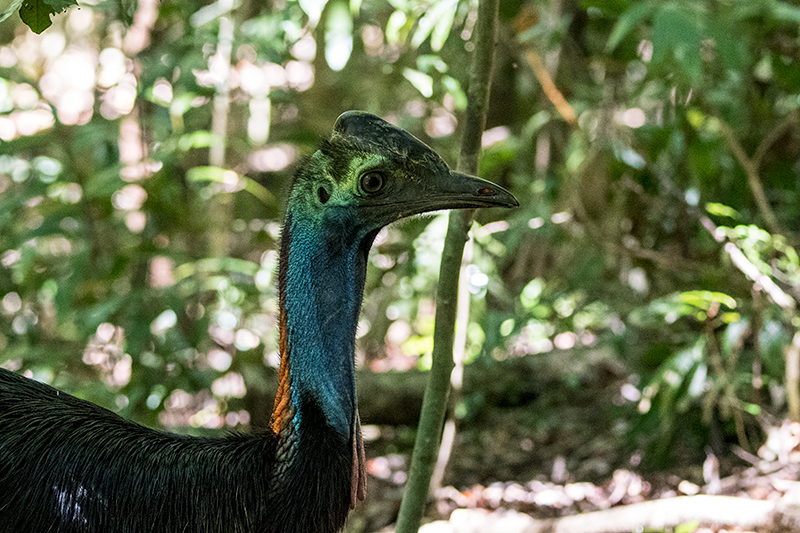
[[42, 0, 75, 12], [520, 278, 544, 309], [348, 0, 360, 16], [178, 131, 217, 150], [174, 257, 260, 283], [0, 0, 24, 24], [631, 290, 736, 327], [705, 202, 739, 220], [772, 2, 800, 23], [186, 166, 235, 184], [651, 3, 703, 83], [386, 9, 411, 44], [745, 403, 761, 416], [605, 1, 655, 52], [706, 17, 746, 72], [81, 296, 127, 334], [442, 75, 467, 109], [429, 0, 458, 52], [678, 290, 737, 311], [402, 68, 433, 97], [675, 520, 701, 533], [411, 0, 458, 50], [17, 0, 75, 33], [187, 166, 275, 207], [417, 54, 447, 74], [19, 0, 55, 34]]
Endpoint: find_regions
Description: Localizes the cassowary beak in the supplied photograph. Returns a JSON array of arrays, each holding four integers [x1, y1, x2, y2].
[[375, 170, 518, 222], [432, 170, 519, 210]]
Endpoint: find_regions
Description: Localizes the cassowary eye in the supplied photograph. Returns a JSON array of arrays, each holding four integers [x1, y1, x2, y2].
[[359, 172, 385, 194]]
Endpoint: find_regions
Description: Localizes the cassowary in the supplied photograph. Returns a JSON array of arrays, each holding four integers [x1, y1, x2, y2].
[[0, 111, 517, 533]]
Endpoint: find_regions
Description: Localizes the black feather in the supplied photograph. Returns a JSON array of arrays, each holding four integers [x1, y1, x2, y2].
[[0, 368, 352, 533]]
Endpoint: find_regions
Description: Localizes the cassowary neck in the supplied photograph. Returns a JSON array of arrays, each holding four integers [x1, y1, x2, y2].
[[267, 171, 371, 530], [271, 206, 370, 443]]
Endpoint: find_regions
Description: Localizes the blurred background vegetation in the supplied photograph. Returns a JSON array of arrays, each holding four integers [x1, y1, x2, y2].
[[1, 0, 800, 529]]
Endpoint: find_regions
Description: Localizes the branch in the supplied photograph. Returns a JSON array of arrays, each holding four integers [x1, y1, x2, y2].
[[418, 492, 800, 533], [753, 112, 800, 168], [429, 239, 473, 492], [716, 117, 783, 236], [394, 0, 500, 531], [524, 50, 577, 128], [524, 494, 789, 533], [511, 5, 576, 128]]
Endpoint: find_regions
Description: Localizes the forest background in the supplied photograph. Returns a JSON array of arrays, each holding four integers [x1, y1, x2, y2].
[[1, 0, 800, 531]]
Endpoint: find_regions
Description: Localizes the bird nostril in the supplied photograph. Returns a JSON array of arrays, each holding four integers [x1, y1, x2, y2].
[[478, 187, 493, 196]]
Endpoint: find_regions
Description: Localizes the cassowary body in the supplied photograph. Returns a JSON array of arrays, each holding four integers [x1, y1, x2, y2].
[[0, 111, 517, 533]]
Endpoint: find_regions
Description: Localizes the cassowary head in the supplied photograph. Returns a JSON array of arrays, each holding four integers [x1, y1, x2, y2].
[[289, 111, 518, 235]]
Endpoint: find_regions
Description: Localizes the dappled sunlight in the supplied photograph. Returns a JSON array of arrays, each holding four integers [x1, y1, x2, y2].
[[83, 323, 132, 388], [249, 143, 299, 171], [41, 48, 96, 125], [1, 1, 799, 531]]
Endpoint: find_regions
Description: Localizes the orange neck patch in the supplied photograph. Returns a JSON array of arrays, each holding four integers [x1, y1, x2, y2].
[[270, 312, 292, 435]]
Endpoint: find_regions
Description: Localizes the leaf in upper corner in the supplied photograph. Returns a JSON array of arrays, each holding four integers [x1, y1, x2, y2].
[[16, 0, 76, 33], [0, 0, 25, 24], [19, 0, 55, 33]]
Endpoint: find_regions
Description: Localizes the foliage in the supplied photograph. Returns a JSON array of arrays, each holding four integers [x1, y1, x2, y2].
[[1, 0, 800, 496]]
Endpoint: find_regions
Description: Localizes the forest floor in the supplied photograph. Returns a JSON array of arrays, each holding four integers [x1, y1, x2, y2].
[[348, 348, 800, 533]]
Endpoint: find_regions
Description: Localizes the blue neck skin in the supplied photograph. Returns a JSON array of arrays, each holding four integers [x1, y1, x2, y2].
[[278, 206, 373, 440]]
